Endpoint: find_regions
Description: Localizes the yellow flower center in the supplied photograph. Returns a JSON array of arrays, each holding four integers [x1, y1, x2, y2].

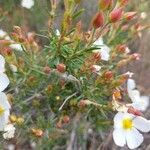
[[122, 118, 133, 130], [0, 105, 5, 116]]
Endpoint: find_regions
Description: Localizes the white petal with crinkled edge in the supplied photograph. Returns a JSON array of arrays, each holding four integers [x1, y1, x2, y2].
[[93, 37, 104, 46], [127, 79, 136, 91], [0, 73, 9, 92], [0, 92, 11, 109], [0, 55, 5, 73], [113, 128, 126, 147], [100, 46, 110, 61], [128, 89, 141, 103], [133, 116, 150, 132], [140, 96, 149, 111], [126, 128, 143, 149]]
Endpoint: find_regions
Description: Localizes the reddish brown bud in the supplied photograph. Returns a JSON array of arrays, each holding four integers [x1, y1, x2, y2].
[[56, 63, 66, 73], [62, 115, 70, 124], [127, 106, 142, 116], [3, 47, 13, 56], [93, 52, 101, 60], [124, 12, 137, 21], [109, 8, 122, 23], [92, 11, 104, 29], [116, 44, 127, 53], [99, 0, 113, 10], [119, 0, 129, 6], [104, 71, 113, 79], [43, 66, 51, 74]]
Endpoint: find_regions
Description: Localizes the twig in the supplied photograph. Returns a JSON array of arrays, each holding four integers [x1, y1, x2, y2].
[[59, 92, 78, 111]]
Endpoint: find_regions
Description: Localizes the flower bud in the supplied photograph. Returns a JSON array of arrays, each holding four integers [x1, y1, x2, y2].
[[99, 0, 113, 10], [31, 128, 44, 137], [93, 52, 101, 60], [56, 63, 66, 73], [124, 12, 137, 21], [62, 115, 70, 124], [116, 44, 128, 53], [43, 66, 51, 74], [109, 8, 122, 23], [3, 47, 13, 56], [92, 11, 104, 29], [104, 71, 113, 79], [10, 114, 17, 123], [119, 0, 129, 6], [127, 106, 142, 116], [16, 117, 24, 125]]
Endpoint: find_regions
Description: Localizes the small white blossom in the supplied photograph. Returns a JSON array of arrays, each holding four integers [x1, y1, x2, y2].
[[127, 79, 149, 111], [0, 29, 11, 40], [21, 0, 34, 9], [56, 29, 60, 37], [3, 124, 15, 139], [113, 112, 150, 149], [9, 43, 23, 51], [93, 38, 110, 61]]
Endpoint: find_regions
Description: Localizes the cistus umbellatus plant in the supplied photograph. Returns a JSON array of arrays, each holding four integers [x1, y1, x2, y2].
[[0, 0, 150, 149]]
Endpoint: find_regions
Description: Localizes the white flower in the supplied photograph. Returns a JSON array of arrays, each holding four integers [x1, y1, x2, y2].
[[21, 0, 34, 9], [0, 92, 11, 131], [3, 124, 15, 139], [56, 29, 60, 37], [127, 79, 149, 111], [0, 29, 11, 40], [113, 112, 150, 149], [9, 43, 23, 51], [93, 38, 110, 61], [0, 55, 9, 92]]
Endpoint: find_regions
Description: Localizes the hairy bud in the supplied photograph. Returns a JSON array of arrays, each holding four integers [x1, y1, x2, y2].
[[109, 8, 122, 23], [92, 11, 104, 28]]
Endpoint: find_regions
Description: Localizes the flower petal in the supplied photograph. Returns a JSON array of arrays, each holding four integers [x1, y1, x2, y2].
[[113, 128, 126, 147], [140, 96, 149, 111], [133, 116, 150, 132], [100, 46, 110, 61], [126, 128, 143, 149], [0, 92, 11, 109], [128, 90, 140, 103], [0, 73, 9, 92], [0, 115, 6, 131], [127, 79, 136, 91], [0, 55, 5, 73]]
